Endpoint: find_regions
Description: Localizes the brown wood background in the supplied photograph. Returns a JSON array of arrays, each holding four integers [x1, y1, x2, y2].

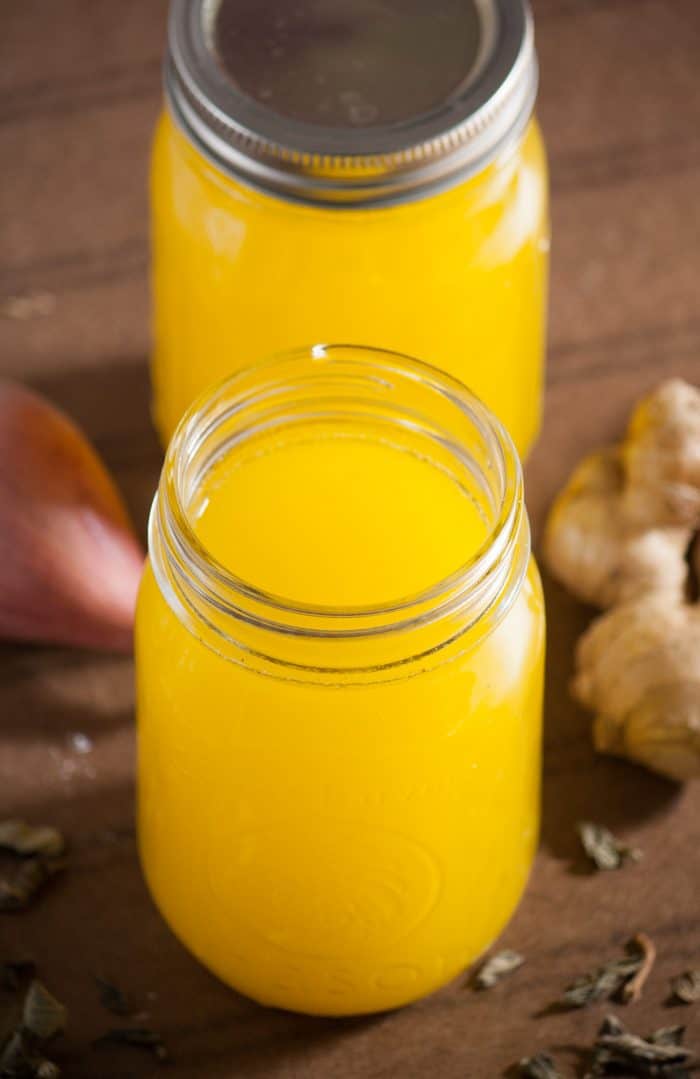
[[2, 2, 700, 1075]]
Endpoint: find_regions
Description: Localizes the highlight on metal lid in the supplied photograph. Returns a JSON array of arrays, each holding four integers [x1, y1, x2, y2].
[[166, 0, 538, 206]]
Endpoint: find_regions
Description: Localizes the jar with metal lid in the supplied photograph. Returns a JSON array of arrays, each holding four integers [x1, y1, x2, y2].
[[152, 0, 549, 452]]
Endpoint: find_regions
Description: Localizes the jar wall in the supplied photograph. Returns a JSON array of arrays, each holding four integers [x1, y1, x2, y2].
[[136, 558, 545, 1016], [150, 114, 549, 454]]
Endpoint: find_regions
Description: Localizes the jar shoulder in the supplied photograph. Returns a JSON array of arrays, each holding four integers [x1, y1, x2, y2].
[[152, 109, 548, 223]]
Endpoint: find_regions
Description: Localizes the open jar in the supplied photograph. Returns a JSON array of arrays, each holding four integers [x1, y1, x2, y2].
[[151, 0, 549, 452], [136, 345, 545, 1016]]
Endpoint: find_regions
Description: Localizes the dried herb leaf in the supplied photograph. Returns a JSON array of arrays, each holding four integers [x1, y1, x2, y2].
[[0, 821, 66, 916], [0, 859, 64, 913], [591, 1013, 695, 1075], [93, 1028, 168, 1062], [35, 1063, 60, 1079], [562, 937, 652, 1009], [22, 983, 66, 1042], [474, 949, 524, 990], [671, 970, 700, 1005], [0, 1030, 34, 1077], [563, 957, 641, 1009], [650, 1027, 686, 1048], [519, 1051, 563, 1078], [578, 822, 643, 872], [0, 823, 64, 860], [95, 977, 134, 1018], [0, 1031, 61, 1079], [599, 1015, 625, 1037], [0, 979, 66, 1079]]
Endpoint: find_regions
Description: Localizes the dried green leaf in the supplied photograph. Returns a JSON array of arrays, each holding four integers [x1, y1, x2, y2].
[[599, 1015, 625, 1037], [597, 1031, 692, 1070], [650, 1027, 686, 1048], [589, 1014, 695, 1076], [92, 1028, 168, 1062], [22, 983, 66, 1042], [519, 1051, 563, 1078], [0, 1029, 32, 1077], [562, 937, 653, 1009], [474, 949, 524, 990], [671, 970, 700, 1005], [35, 1063, 60, 1079], [563, 956, 641, 1008], [0, 1031, 61, 1078], [578, 821, 643, 872], [0, 859, 64, 914], [0, 823, 64, 860], [95, 978, 134, 1018], [0, 979, 66, 1078]]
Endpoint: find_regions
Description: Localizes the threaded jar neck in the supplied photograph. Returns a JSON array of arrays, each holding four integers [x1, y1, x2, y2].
[[149, 345, 530, 682]]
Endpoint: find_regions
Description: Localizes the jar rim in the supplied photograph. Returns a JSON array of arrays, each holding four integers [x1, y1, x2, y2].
[[165, 0, 538, 207], [149, 345, 530, 677]]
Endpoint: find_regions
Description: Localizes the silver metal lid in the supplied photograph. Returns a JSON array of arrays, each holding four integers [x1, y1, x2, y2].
[[166, 0, 538, 207]]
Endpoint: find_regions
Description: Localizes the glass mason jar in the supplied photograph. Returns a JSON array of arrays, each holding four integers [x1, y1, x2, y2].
[[151, 0, 549, 453], [136, 346, 545, 1016]]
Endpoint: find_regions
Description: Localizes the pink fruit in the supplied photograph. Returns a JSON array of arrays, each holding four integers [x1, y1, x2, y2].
[[0, 380, 145, 651]]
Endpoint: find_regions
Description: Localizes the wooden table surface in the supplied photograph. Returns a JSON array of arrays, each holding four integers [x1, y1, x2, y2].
[[2, 2, 700, 1076]]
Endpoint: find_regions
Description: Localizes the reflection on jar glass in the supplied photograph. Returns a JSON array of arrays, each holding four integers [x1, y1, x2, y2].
[[151, 0, 549, 452], [136, 346, 545, 1016]]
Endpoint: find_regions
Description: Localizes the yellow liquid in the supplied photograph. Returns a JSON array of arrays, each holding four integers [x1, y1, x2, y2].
[[137, 431, 545, 1015], [196, 436, 489, 607], [150, 114, 549, 451]]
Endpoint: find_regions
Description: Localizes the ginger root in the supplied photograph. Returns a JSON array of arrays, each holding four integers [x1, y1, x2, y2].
[[623, 378, 700, 526], [543, 448, 689, 608], [573, 595, 700, 781], [544, 379, 700, 780]]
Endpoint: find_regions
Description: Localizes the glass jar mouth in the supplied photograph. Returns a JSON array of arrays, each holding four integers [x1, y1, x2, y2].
[[156, 344, 524, 632], [149, 345, 530, 678]]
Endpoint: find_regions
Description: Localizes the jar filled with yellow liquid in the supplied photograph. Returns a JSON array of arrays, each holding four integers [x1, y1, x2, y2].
[[152, 0, 549, 452], [136, 346, 545, 1016]]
